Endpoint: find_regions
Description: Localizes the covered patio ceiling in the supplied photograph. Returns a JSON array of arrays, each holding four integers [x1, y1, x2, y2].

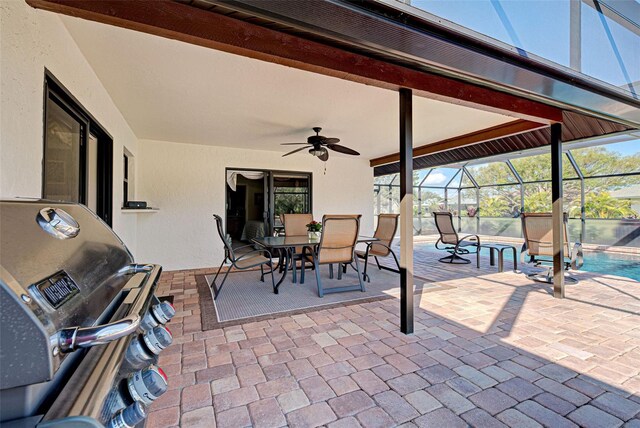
[[43, 0, 635, 174], [61, 15, 518, 160]]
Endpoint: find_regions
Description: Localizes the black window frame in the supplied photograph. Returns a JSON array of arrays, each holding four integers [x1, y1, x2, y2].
[[43, 70, 113, 226], [225, 167, 313, 237], [123, 153, 129, 206]]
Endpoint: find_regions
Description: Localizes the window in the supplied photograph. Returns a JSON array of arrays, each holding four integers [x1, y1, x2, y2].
[[273, 174, 311, 223], [123, 148, 134, 206], [43, 71, 113, 225], [123, 154, 129, 205]]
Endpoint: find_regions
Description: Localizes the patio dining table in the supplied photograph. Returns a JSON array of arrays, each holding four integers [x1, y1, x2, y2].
[[252, 235, 379, 293]]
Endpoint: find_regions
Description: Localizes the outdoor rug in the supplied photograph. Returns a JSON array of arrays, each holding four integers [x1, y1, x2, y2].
[[196, 265, 452, 329]]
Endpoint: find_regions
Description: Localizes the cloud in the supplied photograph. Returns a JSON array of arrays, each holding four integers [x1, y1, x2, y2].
[[424, 172, 447, 185]]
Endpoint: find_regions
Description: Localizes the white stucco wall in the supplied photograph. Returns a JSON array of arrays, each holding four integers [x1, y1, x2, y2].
[[136, 139, 374, 271], [0, 1, 138, 253]]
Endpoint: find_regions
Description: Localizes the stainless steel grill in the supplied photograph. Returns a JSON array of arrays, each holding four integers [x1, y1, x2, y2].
[[0, 200, 174, 427]]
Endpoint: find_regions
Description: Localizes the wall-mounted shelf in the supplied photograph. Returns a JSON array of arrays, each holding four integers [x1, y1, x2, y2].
[[121, 208, 159, 213]]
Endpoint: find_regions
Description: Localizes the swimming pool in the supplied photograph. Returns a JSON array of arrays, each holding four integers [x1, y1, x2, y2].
[[417, 243, 640, 282]]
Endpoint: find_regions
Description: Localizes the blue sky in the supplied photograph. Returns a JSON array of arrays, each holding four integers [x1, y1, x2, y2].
[[410, 0, 639, 93]]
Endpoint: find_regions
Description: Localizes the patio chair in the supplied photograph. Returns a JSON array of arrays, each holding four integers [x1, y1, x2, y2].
[[432, 211, 480, 267], [282, 213, 314, 282], [355, 213, 400, 282], [211, 214, 275, 300], [300, 215, 365, 297], [520, 212, 584, 284]]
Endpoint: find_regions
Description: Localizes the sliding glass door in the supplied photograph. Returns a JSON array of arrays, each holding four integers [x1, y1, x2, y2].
[[226, 169, 312, 242], [272, 173, 311, 229]]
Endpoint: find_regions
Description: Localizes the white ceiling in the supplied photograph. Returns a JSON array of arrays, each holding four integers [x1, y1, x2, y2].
[[61, 15, 516, 160]]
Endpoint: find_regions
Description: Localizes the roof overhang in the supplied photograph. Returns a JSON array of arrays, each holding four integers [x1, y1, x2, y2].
[[27, 0, 563, 125], [194, 0, 640, 127], [373, 111, 634, 176]]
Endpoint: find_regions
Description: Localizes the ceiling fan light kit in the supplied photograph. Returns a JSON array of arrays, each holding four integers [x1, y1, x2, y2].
[[309, 147, 328, 157], [281, 127, 360, 162]]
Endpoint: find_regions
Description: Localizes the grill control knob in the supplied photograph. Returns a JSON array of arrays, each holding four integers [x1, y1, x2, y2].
[[125, 337, 153, 369], [143, 326, 173, 355], [152, 301, 175, 324], [125, 326, 173, 368], [141, 301, 175, 331], [107, 402, 146, 428], [127, 365, 168, 405]]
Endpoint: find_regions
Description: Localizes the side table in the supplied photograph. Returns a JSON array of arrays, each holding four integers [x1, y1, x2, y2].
[[480, 243, 518, 272]]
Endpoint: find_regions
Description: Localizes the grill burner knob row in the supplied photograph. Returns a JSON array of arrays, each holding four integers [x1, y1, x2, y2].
[[127, 365, 168, 406], [143, 325, 173, 354], [141, 300, 175, 331], [106, 402, 146, 428], [125, 326, 173, 368], [152, 301, 175, 324]]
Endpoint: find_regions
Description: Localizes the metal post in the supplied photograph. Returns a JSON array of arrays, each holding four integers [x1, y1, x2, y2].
[[399, 88, 414, 334], [476, 188, 480, 235], [580, 178, 586, 242], [551, 123, 565, 298], [417, 186, 422, 235], [570, 0, 582, 71], [457, 190, 462, 232], [566, 151, 586, 243], [444, 188, 448, 210], [506, 160, 525, 236]]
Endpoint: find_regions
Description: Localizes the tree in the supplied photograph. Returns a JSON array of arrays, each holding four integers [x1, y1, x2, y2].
[[469, 147, 640, 218], [571, 192, 637, 219], [374, 146, 640, 219], [480, 195, 510, 217]]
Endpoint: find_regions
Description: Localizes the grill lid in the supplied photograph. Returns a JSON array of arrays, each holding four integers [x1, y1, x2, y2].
[[0, 200, 135, 389]]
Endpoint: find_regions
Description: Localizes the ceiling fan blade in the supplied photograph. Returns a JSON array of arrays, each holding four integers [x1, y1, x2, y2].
[[320, 137, 340, 144], [318, 150, 329, 162], [281, 142, 310, 145], [282, 146, 310, 157], [327, 144, 360, 156]]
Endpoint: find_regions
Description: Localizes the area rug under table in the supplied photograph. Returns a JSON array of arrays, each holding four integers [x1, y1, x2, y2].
[[196, 265, 450, 328]]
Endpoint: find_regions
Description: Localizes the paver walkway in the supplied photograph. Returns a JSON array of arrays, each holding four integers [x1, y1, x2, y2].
[[148, 245, 640, 427]]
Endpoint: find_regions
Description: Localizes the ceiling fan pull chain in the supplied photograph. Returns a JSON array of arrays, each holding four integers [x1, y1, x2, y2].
[[324, 162, 327, 175]]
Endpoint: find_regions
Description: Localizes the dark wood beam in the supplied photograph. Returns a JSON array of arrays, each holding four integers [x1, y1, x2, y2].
[[370, 119, 545, 167], [27, 0, 563, 124], [399, 88, 414, 334]]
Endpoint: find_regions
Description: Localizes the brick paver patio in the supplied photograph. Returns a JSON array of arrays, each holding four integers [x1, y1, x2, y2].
[[149, 245, 640, 427]]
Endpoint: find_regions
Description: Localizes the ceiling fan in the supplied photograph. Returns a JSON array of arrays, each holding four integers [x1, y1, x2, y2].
[[281, 127, 360, 161]]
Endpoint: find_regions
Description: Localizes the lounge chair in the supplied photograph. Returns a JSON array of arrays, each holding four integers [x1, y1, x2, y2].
[[301, 215, 365, 297], [432, 211, 480, 267], [520, 212, 584, 284], [211, 214, 275, 299], [355, 213, 400, 282]]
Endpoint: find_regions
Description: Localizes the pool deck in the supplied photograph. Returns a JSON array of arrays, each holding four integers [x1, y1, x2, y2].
[[148, 244, 640, 427]]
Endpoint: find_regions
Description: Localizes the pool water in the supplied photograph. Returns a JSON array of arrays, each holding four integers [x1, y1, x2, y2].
[[417, 243, 640, 282]]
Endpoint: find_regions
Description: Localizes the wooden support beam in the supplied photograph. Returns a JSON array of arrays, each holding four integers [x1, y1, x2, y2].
[[26, 0, 563, 124], [551, 123, 565, 298], [399, 88, 414, 334], [370, 119, 545, 167]]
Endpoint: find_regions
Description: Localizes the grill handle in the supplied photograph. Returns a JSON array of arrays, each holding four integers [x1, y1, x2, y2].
[[55, 268, 157, 353], [57, 315, 140, 353]]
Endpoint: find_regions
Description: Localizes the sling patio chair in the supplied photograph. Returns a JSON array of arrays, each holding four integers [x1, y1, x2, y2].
[[355, 213, 400, 282], [300, 214, 365, 297], [282, 213, 314, 283], [432, 211, 480, 267], [520, 212, 583, 284], [210, 214, 275, 300]]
